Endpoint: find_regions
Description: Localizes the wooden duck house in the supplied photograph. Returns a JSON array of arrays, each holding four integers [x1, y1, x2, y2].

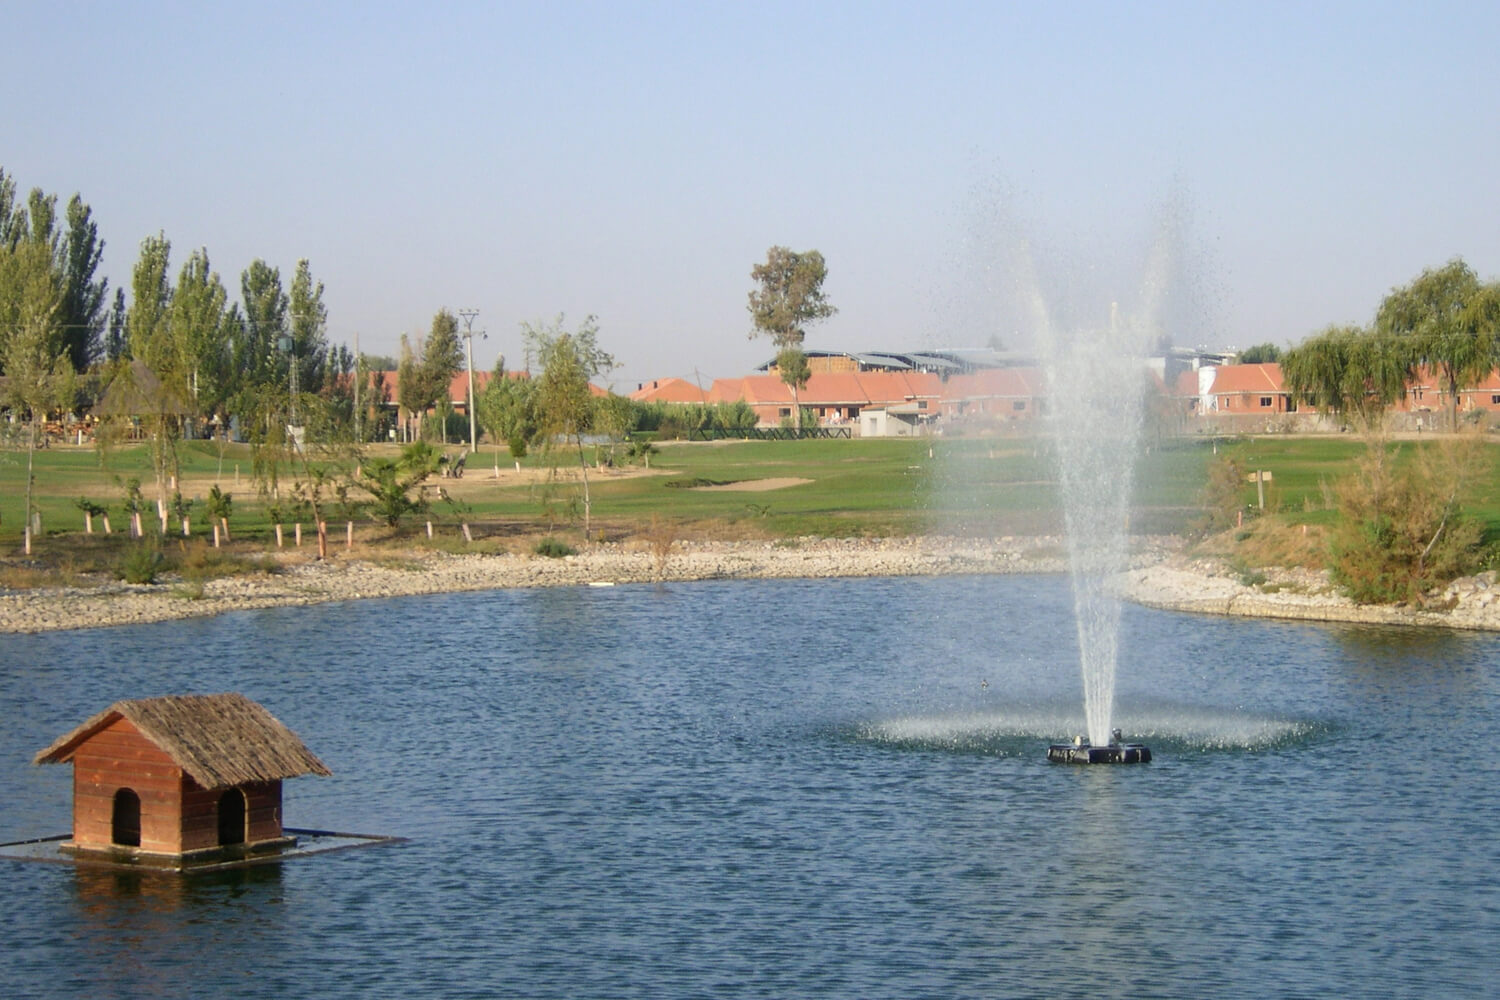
[[34, 693, 331, 863]]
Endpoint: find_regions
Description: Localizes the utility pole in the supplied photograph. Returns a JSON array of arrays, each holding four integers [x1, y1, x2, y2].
[[353, 331, 362, 444], [457, 309, 483, 454]]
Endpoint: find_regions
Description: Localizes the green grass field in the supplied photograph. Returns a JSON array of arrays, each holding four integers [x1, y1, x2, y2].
[[4, 432, 1499, 558]]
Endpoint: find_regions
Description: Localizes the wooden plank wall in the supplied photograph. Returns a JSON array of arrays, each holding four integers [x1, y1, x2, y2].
[[71, 717, 183, 853]]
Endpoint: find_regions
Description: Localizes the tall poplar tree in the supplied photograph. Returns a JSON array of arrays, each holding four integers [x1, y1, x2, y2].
[[235, 259, 288, 395], [288, 259, 328, 394], [166, 248, 232, 431], [0, 240, 72, 553], [57, 195, 108, 372], [125, 233, 172, 370], [121, 233, 179, 513], [421, 308, 464, 411]]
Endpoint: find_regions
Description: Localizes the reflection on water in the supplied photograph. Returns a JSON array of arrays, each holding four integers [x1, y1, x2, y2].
[[1, 574, 1497, 998]]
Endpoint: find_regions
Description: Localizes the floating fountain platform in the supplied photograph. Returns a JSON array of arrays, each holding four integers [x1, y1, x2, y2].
[[1048, 730, 1151, 765]]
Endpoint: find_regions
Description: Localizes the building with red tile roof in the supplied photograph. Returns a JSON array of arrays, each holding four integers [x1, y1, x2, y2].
[[630, 377, 712, 404]]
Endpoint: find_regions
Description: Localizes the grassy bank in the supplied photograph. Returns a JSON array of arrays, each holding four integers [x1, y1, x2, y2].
[[5, 432, 1500, 575]]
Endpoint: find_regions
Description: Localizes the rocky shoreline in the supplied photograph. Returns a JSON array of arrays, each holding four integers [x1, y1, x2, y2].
[[1119, 558, 1500, 631], [3, 535, 1499, 634]]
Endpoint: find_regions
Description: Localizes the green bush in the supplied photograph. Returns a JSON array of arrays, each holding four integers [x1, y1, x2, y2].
[[117, 544, 165, 585], [533, 537, 576, 558], [1329, 441, 1487, 603]]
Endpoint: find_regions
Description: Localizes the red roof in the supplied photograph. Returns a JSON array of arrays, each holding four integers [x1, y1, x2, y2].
[[939, 367, 1045, 402], [704, 371, 944, 408], [1206, 363, 1284, 395], [630, 377, 711, 403]]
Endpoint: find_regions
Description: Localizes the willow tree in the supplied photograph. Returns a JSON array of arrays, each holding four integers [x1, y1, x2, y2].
[[1376, 258, 1499, 431], [524, 314, 616, 541], [1280, 324, 1410, 431], [747, 246, 836, 430]]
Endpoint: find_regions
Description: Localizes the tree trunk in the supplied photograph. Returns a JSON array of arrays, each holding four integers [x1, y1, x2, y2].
[[1446, 368, 1460, 432], [23, 420, 36, 556], [575, 435, 592, 542]]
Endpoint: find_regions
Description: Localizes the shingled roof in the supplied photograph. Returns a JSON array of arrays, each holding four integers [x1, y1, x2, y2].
[[34, 693, 332, 789]]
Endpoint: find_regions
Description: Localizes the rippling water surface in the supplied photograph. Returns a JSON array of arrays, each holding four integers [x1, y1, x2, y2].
[[2, 574, 1497, 998]]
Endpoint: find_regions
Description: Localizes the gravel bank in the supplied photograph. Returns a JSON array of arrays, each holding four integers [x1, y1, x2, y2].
[[0, 536, 1084, 635], [6, 535, 1498, 634], [1119, 558, 1500, 631]]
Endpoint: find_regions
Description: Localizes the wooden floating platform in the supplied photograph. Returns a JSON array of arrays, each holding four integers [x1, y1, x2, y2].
[[0, 828, 404, 874]]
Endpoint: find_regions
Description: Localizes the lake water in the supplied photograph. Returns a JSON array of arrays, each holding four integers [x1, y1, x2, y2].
[[1, 574, 1496, 998]]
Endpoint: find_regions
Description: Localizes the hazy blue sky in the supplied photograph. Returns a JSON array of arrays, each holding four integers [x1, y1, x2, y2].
[[7, 1, 1498, 388]]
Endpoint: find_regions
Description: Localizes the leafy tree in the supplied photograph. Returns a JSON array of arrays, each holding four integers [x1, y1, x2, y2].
[[476, 355, 537, 465], [315, 342, 360, 441], [395, 333, 423, 441], [288, 259, 329, 395], [1237, 342, 1282, 364], [104, 287, 127, 362], [1376, 258, 1499, 432], [234, 259, 289, 399], [166, 248, 233, 433], [121, 234, 197, 513], [1280, 324, 1409, 430], [0, 171, 108, 372], [57, 194, 108, 372], [125, 233, 173, 369], [0, 239, 72, 553], [354, 442, 440, 528], [524, 314, 617, 541], [748, 246, 836, 430], [234, 260, 295, 493], [392, 311, 466, 443], [20, 188, 57, 250], [421, 308, 464, 443], [0, 167, 19, 248]]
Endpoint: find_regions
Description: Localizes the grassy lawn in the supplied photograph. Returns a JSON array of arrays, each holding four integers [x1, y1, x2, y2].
[[5, 431, 1500, 568]]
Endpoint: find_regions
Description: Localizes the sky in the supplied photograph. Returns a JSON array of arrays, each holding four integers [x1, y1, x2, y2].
[[6, 1, 1499, 390]]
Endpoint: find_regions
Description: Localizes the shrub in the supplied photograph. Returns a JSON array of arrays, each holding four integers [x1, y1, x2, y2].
[[118, 545, 165, 585], [1329, 439, 1487, 603], [534, 537, 576, 558], [1196, 455, 1248, 537]]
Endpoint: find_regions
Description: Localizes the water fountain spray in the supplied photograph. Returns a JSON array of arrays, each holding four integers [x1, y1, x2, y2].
[[1008, 233, 1169, 764]]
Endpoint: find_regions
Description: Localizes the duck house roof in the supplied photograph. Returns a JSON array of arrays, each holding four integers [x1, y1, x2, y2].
[[34, 693, 332, 789]]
